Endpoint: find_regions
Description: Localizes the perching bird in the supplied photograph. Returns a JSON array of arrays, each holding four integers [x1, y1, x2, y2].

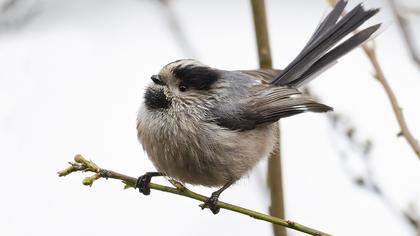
[[136, 0, 380, 214]]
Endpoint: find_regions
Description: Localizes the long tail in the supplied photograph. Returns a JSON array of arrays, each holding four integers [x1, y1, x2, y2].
[[271, 0, 380, 87]]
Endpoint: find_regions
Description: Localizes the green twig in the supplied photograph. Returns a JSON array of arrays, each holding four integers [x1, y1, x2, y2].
[[58, 154, 332, 236]]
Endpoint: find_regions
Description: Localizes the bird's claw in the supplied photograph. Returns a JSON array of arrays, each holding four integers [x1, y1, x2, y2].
[[135, 174, 152, 195], [200, 194, 221, 214]]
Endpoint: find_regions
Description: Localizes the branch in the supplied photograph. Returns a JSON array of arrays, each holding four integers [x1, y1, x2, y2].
[[156, 0, 198, 58], [388, 0, 420, 68], [0, 0, 40, 31], [250, 1, 286, 236], [58, 154, 332, 236], [327, 0, 420, 159], [361, 44, 420, 158], [251, 0, 272, 69], [401, 6, 420, 16]]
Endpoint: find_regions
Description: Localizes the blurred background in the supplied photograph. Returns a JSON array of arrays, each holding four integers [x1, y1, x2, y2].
[[1, 0, 419, 235]]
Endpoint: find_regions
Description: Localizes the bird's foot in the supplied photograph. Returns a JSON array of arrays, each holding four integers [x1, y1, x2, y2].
[[135, 173, 153, 195], [200, 192, 221, 214], [135, 172, 165, 195]]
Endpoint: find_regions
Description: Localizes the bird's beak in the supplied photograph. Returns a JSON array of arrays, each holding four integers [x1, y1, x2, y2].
[[151, 75, 165, 85]]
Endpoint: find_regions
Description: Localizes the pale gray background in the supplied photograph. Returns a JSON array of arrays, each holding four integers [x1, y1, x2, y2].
[[1, 0, 419, 235]]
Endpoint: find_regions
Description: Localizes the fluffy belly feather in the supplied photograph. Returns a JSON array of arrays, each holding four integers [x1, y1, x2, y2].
[[137, 107, 276, 187]]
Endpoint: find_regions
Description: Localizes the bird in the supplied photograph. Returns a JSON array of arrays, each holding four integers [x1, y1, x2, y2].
[[136, 0, 380, 214]]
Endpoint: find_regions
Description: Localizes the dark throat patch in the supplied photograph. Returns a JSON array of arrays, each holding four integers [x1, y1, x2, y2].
[[144, 87, 171, 110]]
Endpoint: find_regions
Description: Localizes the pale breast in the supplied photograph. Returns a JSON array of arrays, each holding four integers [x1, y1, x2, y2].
[[137, 105, 276, 187]]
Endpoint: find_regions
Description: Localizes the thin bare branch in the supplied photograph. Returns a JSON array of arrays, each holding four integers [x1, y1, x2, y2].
[[362, 44, 420, 158], [58, 155, 332, 236], [156, 0, 198, 58], [401, 7, 420, 16], [327, 0, 420, 159], [388, 0, 420, 68], [251, 0, 272, 69]]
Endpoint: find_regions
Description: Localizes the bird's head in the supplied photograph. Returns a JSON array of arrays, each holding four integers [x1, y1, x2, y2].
[[144, 59, 221, 111]]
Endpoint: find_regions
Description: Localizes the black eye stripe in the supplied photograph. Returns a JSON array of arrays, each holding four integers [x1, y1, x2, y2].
[[173, 65, 219, 90]]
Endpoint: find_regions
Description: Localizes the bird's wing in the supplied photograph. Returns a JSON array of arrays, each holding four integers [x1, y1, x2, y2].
[[209, 85, 332, 131], [235, 69, 281, 84]]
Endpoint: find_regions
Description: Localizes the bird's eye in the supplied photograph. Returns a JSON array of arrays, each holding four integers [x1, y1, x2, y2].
[[179, 84, 188, 92]]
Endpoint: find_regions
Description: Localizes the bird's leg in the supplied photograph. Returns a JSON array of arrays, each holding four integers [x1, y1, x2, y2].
[[135, 172, 165, 195], [201, 182, 233, 214]]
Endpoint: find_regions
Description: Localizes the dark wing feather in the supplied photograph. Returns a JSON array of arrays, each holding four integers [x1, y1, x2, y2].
[[294, 24, 381, 86], [246, 87, 333, 125], [210, 86, 332, 131], [303, 0, 347, 51], [271, 1, 380, 87]]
